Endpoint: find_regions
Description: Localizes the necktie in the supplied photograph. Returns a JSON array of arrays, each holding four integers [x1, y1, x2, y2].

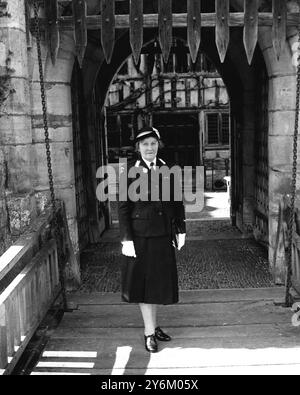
[[150, 162, 155, 171], [150, 162, 160, 201]]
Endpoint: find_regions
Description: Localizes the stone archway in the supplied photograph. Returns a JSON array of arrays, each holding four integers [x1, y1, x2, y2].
[[108, 0, 298, 284], [232, 0, 300, 286], [2, 0, 298, 284], [87, 14, 298, 284]]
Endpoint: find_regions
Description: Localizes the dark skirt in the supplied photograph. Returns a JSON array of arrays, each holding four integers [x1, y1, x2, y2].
[[121, 235, 179, 305]]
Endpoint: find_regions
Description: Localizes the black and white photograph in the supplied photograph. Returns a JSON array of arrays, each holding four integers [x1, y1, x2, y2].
[[0, 0, 300, 378]]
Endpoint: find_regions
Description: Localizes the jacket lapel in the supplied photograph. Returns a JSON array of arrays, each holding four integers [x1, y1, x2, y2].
[[139, 158, 150, 172], [157, 158, 167, 167], [139, 157, 167, 169]]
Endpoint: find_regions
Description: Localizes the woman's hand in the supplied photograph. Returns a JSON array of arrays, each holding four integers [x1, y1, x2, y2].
[[121, 241, 137, 257], [177, 233, 186, 251]]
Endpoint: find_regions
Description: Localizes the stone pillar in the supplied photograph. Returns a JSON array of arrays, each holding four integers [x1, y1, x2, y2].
[[259, 26, 298, 283], [0, 0, 36, 240], [29, 30, 81, 287]]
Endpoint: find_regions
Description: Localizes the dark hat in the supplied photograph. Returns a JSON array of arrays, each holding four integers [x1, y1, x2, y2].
[[135, 126, 161, 143]]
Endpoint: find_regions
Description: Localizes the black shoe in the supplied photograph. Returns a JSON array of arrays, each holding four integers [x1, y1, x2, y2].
[[155, 327, 172, 342], [144, 334, 158, 353]]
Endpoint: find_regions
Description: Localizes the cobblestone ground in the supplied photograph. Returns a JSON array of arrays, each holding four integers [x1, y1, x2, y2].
[[185, 219, 239, 237], [78, 220, 274, 293]]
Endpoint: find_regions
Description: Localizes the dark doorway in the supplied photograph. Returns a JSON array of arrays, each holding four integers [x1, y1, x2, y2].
[[153, 113, 200, 167]]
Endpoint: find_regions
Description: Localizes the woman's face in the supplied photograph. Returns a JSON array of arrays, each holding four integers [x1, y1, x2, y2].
[[138, 137, 159, 162]]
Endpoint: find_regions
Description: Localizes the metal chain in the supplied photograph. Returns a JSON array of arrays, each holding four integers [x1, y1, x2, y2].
[[285, 24, 300, 307], [33, 1, 67, 310]]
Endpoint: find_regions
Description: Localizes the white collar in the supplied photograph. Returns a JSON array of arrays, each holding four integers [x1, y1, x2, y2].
[[142, 157, 157, 169]]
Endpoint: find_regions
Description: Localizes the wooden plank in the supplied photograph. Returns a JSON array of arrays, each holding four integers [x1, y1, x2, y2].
[[37, 335, 300, 372], [101, 0, 115, 64], [42, 257, 49, 312], [58, 301, 290, 328], [129, 0, 143, 65], [50, 322, 295, 340], [72, 0, 87, 68], [53, 245, 59, 288], [12, 295, 21, 350], [19, 287, 27, 338], [33, 13, 300, 31], [66, 287, 285, 305], [243, 0, 258, 65], [0, 304, 7, 369], [272, 0, 287, 60], [43, 333, 300, 355], [36, 260, 44, 319], [215, 0, 230, 63], [45, 255, 52, 302], [0, 326, 7, 369], [187, 0, 201, 64], [25, 281, 32, 336], [5, 299, 14, 357], [31, 364, 300, 375], [158, 0, 173, 64], [30, 273, 37, 328], [45, 0, 59, 66]]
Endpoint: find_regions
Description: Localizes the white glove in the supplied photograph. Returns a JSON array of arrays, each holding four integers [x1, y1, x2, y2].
[[121, 241, 136, 258], [177, 233, 186, 250], [172, 233, 186, 250]]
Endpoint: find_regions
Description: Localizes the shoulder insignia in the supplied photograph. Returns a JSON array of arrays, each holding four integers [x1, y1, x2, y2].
[[158, 158, 166, 165], [135, 160, 141, 167]]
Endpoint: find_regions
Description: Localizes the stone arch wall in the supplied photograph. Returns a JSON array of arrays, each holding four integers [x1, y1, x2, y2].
[[0, 0, 36, 248], [88, 0, 300, 283], [2, 0, 299, 284], [28, 30, 79, 254], [231, 0, 300, 282], [32, 0, 299, 282]]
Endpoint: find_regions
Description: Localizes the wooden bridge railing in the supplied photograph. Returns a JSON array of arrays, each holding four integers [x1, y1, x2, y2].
[[273, 195, 300, 298], [0, 201, 79, 375], [0, 240, 60, 375]]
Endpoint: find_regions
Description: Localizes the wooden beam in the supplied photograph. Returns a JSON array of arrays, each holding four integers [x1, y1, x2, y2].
[[101, 0, 115, 64], [45, 0, 59, 66], [243, 0, 258, 65], [158, 0, 173, 64], [272, 0, 287, 60], [72, 0, 87, 68], [130, 0, 143, 65], [0, 305, 7, 370], [32, 13, 300, 31], [215, 0, 230, 63], [187, 0, 201, 64]]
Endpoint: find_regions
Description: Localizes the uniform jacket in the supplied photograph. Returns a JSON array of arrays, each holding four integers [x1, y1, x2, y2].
[[118, 157, 186, 242]]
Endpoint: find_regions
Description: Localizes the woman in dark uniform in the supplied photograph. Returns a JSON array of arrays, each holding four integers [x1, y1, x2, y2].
[[118, 126, 186, 353]]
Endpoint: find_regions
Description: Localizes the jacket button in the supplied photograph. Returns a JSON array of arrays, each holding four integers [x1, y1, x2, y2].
[[158, 212, 163, 216], [136, 214, 140, 218]]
